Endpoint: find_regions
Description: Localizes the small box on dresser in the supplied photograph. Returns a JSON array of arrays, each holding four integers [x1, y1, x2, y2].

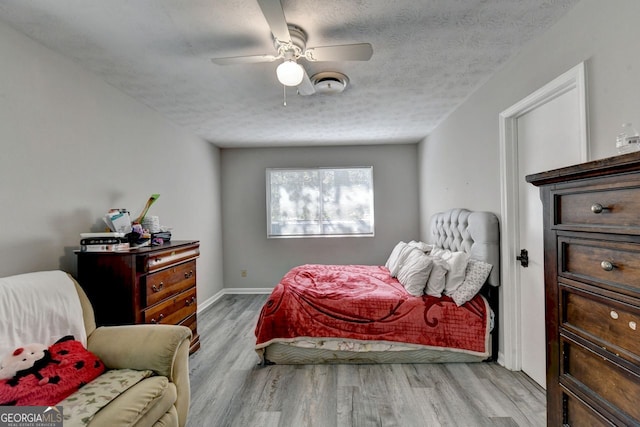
[[527, 151, 640, 426], [75, 240, 200, 354]]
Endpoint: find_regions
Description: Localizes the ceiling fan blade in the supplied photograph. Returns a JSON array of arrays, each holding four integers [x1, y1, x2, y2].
[[305, 43, 373, 62], [296, 67, 315, 96], [211, 54, 279, 65], [257, 0, 291, 43]]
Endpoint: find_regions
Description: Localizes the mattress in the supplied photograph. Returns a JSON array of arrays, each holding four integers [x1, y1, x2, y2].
[[255, 264, 491, 364]]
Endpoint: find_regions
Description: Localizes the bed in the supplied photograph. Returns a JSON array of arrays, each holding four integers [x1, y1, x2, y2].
[[255, 208, 500, 364]]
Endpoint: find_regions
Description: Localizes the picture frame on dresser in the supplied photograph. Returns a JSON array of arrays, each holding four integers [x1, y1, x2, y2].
[[527, 151, 640, 426], [75, 240, 201, 354]]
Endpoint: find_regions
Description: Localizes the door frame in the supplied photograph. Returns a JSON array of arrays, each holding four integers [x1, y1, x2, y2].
[[498, 62, 589, 369]]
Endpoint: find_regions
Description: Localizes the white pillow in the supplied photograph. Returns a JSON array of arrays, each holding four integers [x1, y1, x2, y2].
[[390, 244, 420, 277], [397, 251, 434, 296], [385, 241, 407, 273], [407, 240, 433, 253], [430, 247, 446, 257], [452, 259, 494, 306], [424, 256, 449, 297], [432, 249, 470, 296]]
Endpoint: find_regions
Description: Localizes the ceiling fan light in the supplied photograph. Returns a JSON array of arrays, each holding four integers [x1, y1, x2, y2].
[[276, 60, 304, 86]]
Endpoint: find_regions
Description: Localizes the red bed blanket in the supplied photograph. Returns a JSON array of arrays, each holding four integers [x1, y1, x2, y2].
[[255, 264, 490, 357]]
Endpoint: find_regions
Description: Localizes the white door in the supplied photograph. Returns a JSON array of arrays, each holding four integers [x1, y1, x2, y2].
[[516, 91, 583, 388], [500, 63, 588, 388]]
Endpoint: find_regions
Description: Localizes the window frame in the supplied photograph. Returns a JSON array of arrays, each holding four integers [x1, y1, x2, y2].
[[266, 166, 375, 239]]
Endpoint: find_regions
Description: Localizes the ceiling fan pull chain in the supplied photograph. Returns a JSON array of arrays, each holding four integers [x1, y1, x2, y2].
[[283, 85, 287, 107]]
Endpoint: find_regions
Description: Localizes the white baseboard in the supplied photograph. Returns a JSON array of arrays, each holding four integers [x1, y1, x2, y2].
[[197, 288, 273, 314], [223, 287, 274, 294]]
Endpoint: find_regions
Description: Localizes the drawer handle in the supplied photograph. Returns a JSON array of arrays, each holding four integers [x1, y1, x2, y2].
[[152, 282, 164, 292], [610, 310, 619, 320], [591, 203, 610, 214], [150, 313, 165, 324], [630, 321, 637, 331], [185, 296, 196, 307], [184, 270, 193, 279], [601, 260, 615, 271]]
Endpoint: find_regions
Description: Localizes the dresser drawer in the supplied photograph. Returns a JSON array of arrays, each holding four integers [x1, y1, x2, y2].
[[559, 236, 640, 298], [144, 245, 200, 272], [146, 260, 196, 307], [179, 312, 197, 336], [563, 392, 610, 427], [562, 285, 640, 362], [554, 178, 640, 233], [561, 338, 640, 422], [144, 287, 197, 325], [180, 312, 200, 353]]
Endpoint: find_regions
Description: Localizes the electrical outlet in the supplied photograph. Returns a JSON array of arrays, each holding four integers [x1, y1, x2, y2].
[[241, 269, 247, 278]]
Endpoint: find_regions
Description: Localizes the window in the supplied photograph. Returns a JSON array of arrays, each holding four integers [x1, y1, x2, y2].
[[266, 167, 374, 238]]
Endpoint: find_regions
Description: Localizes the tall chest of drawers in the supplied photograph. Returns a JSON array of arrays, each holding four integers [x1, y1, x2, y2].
[[527, 152, 640, 426], [76, 240, 200, 354]]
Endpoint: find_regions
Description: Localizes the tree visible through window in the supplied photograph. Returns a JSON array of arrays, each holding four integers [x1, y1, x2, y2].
[[266, 167, 374, 237]]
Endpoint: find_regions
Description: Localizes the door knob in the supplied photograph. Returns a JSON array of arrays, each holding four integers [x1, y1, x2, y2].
[[517, 249, 529, 268]]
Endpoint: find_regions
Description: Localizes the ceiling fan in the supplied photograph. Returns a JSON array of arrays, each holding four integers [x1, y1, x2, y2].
[[210, 0, 373, 96]]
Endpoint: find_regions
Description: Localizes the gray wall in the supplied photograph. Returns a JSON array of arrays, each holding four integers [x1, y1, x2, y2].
[[221, 144, 419, 289], [0, 20, 225, 303], [418, 0, 640, 232]]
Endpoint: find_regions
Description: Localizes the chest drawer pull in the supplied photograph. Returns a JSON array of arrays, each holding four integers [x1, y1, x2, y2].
[[184, 270, 193, 279], [152, 282, 164, 293], [630, 321, 637, 331], [610, 310, 619, 320], [591, 203, 610, 214], [185, 296, 196, 306], [150, 313, 165, 324], [601, 260, 615, 271]]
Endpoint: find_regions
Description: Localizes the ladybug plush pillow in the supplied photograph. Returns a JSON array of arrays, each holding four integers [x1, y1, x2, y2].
[[0, 336, 105, 406]]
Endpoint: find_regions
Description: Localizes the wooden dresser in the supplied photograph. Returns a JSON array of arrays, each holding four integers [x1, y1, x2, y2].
[[76, 240, 200, 353], [527, 152, 640, 426]]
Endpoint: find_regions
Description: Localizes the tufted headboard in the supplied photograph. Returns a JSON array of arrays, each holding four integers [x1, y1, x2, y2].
[[430, 208, 500, 287]]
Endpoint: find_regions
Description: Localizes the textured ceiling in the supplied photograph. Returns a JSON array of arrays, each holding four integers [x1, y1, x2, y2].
[[0, 0, 579, 148]]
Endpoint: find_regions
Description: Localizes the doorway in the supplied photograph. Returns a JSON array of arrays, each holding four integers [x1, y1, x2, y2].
[[499, 62, 589, 387]]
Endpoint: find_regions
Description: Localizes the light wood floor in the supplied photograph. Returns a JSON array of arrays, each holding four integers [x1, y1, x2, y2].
[[188, 294, 546, 427]]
